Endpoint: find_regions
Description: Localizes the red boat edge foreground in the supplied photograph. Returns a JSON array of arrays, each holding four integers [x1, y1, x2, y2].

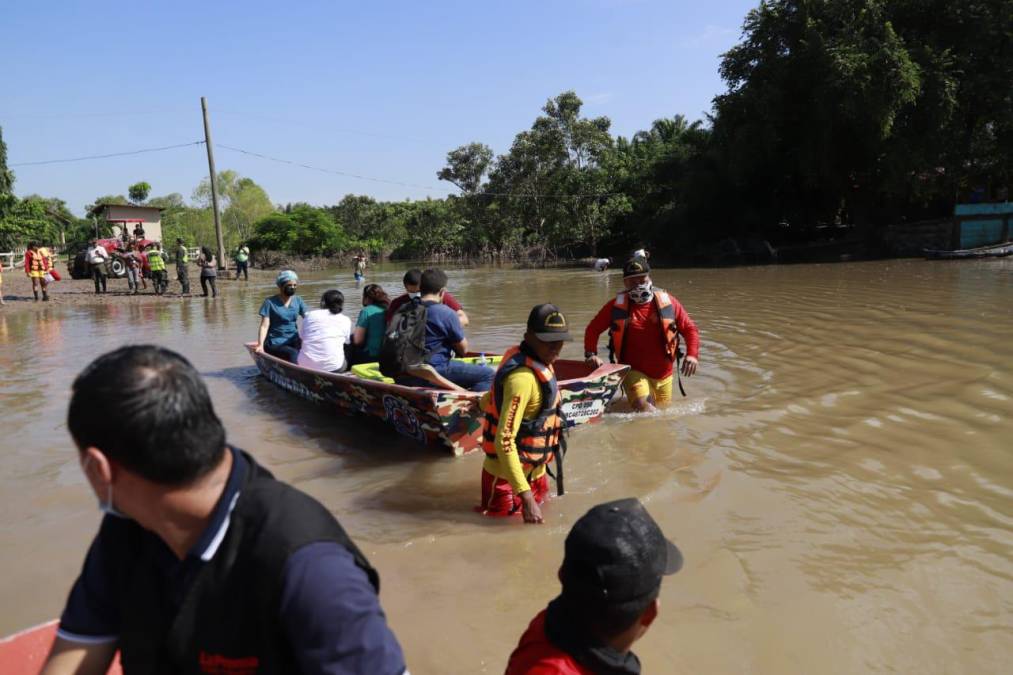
[[0, 620, 122, 674], [246, 343, 629, 455]]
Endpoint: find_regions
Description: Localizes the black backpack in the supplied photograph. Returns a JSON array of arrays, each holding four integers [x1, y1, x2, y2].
[[379, 298, 429, 377]]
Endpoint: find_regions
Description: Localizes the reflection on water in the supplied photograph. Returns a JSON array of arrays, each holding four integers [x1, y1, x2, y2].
[[0, 259, 1011, 673]]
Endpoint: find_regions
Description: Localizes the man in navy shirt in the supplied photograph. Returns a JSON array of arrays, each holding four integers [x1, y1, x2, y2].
[[42, 345, 407, 675], [410, 268, 493, 392]]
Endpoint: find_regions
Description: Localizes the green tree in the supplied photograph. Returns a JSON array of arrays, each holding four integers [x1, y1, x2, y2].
[[438, 143, 493, 192], [222, 178, 273, 246], [0, 126, 14, 197], [712, 0, 921, 227], [128, 181, 151, 204]]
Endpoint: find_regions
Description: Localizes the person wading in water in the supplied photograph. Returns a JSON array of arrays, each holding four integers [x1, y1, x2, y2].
[[584, 257, 700, 412], [479, 303, 570, 523]]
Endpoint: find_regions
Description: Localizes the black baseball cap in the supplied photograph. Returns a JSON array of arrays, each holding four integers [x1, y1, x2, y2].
[[561, 498, 683, 603], [527, 303, 573, 342], [622, 257, 650, 279]]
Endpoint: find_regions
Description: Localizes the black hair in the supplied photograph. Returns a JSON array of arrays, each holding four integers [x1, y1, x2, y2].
[[321, 289, 344, 314], [403, 269, 422, 286], [67, 345, 227, 486], [420, 268, 447, 295], [362, 283, 390, 308], [201, 246, 213, 259], [560, 581, 660, 637]]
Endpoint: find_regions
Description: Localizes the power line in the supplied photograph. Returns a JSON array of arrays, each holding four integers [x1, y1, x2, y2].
[[10, 141, 205, 167], [216, 143, 451, 192]]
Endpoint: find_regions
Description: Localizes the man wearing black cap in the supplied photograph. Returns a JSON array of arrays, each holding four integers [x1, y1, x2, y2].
[[584, 257, 700, 412], [506, 498, 683, 673], [478, 303, 571, 523]]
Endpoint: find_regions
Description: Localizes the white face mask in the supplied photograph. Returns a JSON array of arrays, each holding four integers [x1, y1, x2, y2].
[[629, 283, 654, 304], [83, 456, 129, 519], [408, 291, 421, 299]]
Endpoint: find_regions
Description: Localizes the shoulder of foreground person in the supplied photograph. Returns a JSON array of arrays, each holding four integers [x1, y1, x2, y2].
[[279, 541, 407, 675], [505, 610, 592, 675]]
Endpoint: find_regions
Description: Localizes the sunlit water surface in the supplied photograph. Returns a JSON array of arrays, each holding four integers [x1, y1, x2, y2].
[[1, 259, 1011, 673]]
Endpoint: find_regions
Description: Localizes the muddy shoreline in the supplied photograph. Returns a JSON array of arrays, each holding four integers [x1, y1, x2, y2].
[[0, 265, 280, 316]]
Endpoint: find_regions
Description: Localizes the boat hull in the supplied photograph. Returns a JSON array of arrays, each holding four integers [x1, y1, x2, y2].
[[924, 241, 1013, 259], [246, 344, 628, 455]]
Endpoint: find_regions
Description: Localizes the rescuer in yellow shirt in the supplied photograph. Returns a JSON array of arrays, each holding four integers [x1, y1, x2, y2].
[[479, 304, 571, 524]]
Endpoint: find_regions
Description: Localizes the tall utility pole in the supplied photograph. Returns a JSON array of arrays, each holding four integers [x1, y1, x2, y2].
[[201, 97, 226, 270]]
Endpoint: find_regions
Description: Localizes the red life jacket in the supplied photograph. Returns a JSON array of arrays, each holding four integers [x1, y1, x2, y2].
[[481, 345, 564, 471], [607, 289, 678, 363]]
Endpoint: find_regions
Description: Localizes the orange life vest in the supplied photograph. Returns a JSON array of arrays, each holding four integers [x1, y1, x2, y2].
[[482, 345, 565, 474], [27, 249, 52, 273], [607, 289, 679, 363]]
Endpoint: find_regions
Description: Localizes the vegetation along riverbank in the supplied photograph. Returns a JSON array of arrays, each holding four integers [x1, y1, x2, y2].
[[2, 1, 1010, 267]]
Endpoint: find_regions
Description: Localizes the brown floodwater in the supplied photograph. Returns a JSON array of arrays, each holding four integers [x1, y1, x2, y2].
[[1, 259, 1011, 673]]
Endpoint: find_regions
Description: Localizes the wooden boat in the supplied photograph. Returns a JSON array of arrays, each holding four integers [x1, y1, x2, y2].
[[0, 621, 122, 674], [245, 343, 629, 455], [924, 241, 1013, 259]]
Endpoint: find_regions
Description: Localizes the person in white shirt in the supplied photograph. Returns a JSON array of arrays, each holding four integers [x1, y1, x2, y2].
[[298, 290, 353, 373], [85, 240, 110, 294], [593, 257, 611, 272]]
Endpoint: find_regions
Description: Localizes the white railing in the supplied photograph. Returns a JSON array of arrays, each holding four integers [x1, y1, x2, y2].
[[0, 248, 26, 270], [1, 246, 63, 270]]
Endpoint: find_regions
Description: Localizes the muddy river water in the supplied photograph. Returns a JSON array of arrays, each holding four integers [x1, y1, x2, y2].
[[1, 259, 1010, 673]]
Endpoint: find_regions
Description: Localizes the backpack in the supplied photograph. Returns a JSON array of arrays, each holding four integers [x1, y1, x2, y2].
[[379, 298, 429, 377]]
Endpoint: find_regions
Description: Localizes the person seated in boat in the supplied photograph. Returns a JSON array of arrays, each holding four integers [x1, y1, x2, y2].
[[255, 270, 307, 363], [386, 268, 469, 327], [298, 290, 352, 373], [505, 498, 682, 673], [349, 283, 390, 366], [41, 345, 407, 675], [397, 268, 493, 392], [478, 303, 571, 522], [584, 257, 700, 413]]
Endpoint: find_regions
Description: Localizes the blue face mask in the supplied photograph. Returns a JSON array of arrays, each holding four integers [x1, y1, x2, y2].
[[83, 457, 129, 519]]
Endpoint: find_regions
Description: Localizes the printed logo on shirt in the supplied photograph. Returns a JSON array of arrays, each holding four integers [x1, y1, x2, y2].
[[501, 395, 522, 453], [198, 650, 260, 675]]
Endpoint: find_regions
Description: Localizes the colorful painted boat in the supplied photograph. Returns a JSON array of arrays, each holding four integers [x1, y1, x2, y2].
[[245, 343, 628, 455]]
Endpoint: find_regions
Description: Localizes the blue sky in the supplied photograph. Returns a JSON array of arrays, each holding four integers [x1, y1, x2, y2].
[[3, 0, 756, 216]]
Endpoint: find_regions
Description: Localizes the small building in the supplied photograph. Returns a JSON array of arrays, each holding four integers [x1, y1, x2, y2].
[[884, 201, 1012, 255], [89, 204, 164, 243], [952, 202, 1012, 249]]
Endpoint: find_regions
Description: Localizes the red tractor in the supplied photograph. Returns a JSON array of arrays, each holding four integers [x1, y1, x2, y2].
[[69, 237, 159, 279]]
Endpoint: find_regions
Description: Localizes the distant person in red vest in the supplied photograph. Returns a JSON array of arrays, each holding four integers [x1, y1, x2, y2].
[[24, 242, 53, 302], [506, 498, 683, 674], [584, 257, 699, 412]]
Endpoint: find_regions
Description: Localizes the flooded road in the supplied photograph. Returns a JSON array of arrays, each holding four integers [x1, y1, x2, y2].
[[1, 259, 1011, 673]]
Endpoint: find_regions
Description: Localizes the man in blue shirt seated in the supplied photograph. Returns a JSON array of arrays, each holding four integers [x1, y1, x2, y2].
[[41, 345, 408, 675], [404, 268, 494, 392]]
